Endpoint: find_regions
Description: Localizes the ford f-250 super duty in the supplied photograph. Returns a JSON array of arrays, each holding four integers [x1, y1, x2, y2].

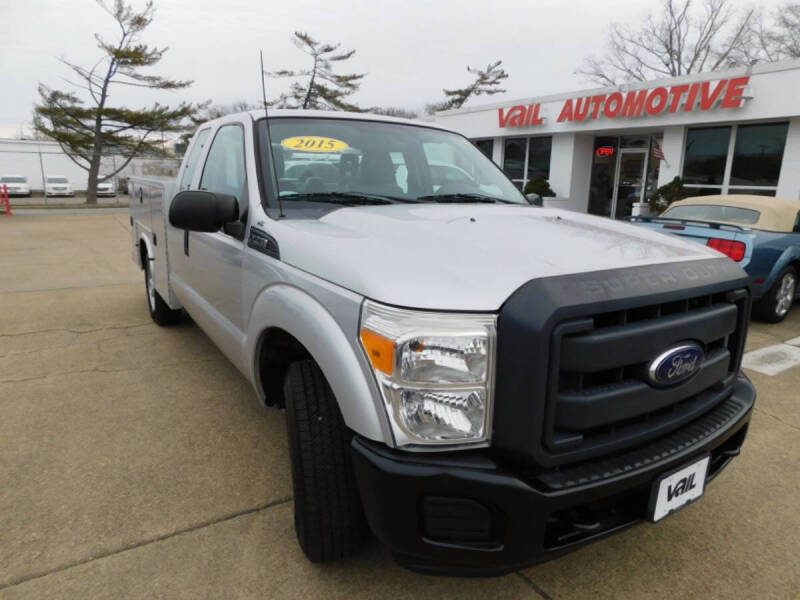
[[128, 110, 755, 576]]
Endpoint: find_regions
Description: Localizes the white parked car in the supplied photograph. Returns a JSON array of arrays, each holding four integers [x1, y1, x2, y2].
[[0, 175, 31, 197], [45, 176, 74, 197], [96, 179, 116, 197]]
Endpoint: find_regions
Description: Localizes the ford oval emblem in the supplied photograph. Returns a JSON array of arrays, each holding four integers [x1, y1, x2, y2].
[[648, 343, 704, 387]]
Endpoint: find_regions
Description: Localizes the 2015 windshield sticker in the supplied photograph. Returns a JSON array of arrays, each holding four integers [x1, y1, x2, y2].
[[281, 136, 349, 152]]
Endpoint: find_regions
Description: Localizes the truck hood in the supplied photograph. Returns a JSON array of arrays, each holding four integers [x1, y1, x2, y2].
[[277, 204, 723, 311]]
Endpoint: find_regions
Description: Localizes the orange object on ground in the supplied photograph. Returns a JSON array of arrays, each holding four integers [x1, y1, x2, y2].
[[0, 184, 12, 216]]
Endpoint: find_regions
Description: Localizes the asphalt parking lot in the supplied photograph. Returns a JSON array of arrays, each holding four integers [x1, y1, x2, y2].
[[1, 213, 799, 599]]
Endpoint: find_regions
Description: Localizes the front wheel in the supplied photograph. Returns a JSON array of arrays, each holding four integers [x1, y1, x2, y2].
[[284, 359, 367, 562], [755, 266, 797, 323], [143, 258, 181, 326]]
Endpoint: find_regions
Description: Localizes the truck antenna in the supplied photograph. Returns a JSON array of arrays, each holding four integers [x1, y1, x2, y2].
[[260, 50, 285, 218]]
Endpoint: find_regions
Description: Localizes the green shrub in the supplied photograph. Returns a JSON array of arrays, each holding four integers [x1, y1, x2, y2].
[[649, 176, 689, 214], [524, 176, 556, 197]]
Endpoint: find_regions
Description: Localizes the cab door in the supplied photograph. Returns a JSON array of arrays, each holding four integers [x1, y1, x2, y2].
[[168, 127, 211, 296], [180, 120, 250, 354]]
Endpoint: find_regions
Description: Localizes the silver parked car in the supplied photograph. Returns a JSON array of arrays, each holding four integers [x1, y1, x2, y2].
[[96, 178, 116, 197], [128, 110, 756, 576]]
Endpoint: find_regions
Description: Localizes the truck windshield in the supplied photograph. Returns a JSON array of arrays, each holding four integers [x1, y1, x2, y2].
[[257, 118, 526, 208]]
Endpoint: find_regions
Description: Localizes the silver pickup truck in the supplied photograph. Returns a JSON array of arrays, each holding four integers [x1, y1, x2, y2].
[[129, 110, 756, 576]]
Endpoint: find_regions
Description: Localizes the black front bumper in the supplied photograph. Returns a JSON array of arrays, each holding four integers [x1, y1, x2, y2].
[[351, 373, 755, 577]]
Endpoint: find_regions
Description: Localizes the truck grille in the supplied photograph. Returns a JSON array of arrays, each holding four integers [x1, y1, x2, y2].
[[543, 289, 749, 459]]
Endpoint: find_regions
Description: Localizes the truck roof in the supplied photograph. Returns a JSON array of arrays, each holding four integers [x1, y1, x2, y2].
[[207, 108, 451, 131]]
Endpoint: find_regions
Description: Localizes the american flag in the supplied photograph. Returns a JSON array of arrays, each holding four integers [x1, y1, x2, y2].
[[652, 139, 665, 161]]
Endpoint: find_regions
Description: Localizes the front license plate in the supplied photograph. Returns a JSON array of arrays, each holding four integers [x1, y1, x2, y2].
[[649, 455, 710, 522]]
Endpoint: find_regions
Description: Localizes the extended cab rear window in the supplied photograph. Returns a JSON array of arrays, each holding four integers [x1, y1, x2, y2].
[[663, 204, 760, 225]]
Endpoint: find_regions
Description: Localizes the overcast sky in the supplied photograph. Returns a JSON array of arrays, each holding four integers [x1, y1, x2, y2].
[[0, 0, 786, 128]]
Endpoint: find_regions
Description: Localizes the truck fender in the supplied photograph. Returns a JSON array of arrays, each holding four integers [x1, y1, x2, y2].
[[245, 284, 391, 444], [136, 232, 154, 269]]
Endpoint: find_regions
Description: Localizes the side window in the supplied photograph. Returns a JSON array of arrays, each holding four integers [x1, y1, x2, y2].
[[179, 128, 210, 190], [200, 124, 247, 200], [794, 211, 800, 233]]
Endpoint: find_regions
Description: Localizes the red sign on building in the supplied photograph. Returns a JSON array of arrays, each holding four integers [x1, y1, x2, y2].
[[498, 76, 750, 128]]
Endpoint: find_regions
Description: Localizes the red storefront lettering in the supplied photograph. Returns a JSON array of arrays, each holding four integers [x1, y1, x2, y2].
[[499, 104, 544, 127], [527, 103, 544, 125], [668, 84, 690, 113], [645, 87, 669, 115], [604, 92, 623, 118], [499, 76, 750, 127], [498, 105, 525, 127], [684, 82, 701, 112], [557, 99, 574, 122], [590, 95, 606, 119], [721, 76, 749, 108], [621, 90, 648, 117], [700, 80, 727, 110], [498, 106, 513, 127], [574, 97, 591, 121]]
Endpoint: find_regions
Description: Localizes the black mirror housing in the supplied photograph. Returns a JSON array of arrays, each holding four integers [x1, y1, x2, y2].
[[169, 190, 239, 232]]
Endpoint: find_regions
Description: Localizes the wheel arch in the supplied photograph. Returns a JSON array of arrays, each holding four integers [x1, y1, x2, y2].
[[762, 247, 800, 290], [246, 284, 391, 444], [137, 233, 154, 269]]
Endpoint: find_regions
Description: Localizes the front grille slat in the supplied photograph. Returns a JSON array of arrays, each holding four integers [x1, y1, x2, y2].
[[556, 348, 730, 430], [544, 289, 748, 459], [559, 303, 738, 372]]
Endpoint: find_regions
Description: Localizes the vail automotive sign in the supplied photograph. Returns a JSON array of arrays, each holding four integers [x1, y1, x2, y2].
[[498, 76, 751, 128]]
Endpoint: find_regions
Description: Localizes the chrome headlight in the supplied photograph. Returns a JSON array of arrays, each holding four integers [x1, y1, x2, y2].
[[359, 300, 496, 448]]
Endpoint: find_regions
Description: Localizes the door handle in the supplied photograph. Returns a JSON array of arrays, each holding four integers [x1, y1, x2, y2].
[[184, 230, 189, 256]]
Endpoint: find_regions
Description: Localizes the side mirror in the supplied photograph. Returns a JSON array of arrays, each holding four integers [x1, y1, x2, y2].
[[169, 190, 239, 232], [526, 192, 543, 207]]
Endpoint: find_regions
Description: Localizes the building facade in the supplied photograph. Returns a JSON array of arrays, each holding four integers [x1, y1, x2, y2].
[[434, 59, 800, 218], [0, 139, 180, 192]]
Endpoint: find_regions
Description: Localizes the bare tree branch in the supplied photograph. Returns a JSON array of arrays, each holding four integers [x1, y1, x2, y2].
[[576, 0, 769, 85]]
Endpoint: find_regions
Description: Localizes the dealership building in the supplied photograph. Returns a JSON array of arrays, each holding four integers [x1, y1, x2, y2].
[[435, 59, 800, 219]]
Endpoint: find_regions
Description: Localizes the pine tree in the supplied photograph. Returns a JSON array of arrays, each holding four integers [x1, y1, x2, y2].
[[33, 0, 198, 203], [268, 32, 365, 111], [430, 60, 508, 113]]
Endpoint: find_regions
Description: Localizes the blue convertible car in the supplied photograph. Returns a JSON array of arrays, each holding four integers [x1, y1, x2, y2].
[[629, 194, 800, 323]]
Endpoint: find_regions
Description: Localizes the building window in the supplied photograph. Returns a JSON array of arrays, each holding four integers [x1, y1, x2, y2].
[[730, 123, 789, 187], [683, 126, 731, 186], [682, 122, 788, 196], [503, 136, 552, 190], [728, 188, 776, 197], [473, 138, 494, 160], [527, 137, 552, 181]]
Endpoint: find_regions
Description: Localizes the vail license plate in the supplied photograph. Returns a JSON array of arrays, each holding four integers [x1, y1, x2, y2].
[[649, 455, 710, 522]]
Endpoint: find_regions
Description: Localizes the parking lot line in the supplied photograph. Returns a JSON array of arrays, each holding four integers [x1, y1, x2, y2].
[[742, 343, 800, 376]]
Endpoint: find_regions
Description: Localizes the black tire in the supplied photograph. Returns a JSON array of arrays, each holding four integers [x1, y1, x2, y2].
[[143, 258, 182, 326], [754, 266, 797, 323], [284, 359, 367, 562]]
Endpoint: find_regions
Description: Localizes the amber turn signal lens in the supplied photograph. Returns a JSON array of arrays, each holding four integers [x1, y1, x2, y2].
[[360, 328, 395, 375]]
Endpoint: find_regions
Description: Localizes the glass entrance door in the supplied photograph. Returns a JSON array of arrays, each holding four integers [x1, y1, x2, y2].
[[589, 134, 663, 220], [612, 149, 647, 219]]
